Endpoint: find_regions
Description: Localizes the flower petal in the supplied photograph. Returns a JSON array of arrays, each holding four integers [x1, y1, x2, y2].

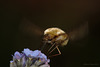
[[14, 51, 22, 59]]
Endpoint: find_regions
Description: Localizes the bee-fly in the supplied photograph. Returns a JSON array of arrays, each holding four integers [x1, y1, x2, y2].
[[41, 27, 69, 58]]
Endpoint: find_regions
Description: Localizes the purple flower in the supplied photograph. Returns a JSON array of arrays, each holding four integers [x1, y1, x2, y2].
[[10, 48, 50, 67], [22, 48, 49, 63], [13, 51, 22, 59], [23, 48, 41, 58], [10, 60, 13, 63], [22, 48, 32, 56], [38, 53, 47, 62], [31, 50, 41, 57]]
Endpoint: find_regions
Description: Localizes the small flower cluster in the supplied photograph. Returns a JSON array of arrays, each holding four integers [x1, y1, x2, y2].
[[10, 48, 50, 67]]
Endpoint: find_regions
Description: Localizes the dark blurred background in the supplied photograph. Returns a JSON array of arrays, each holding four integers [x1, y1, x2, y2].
[[1, 0, 100, 67]]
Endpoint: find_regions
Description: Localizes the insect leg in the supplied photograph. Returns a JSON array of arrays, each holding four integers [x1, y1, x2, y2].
[[48, 45, 57, 55], [48, 46, 61, 58], [56, 46, 61, 55], [48, 43, 55, 52]]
